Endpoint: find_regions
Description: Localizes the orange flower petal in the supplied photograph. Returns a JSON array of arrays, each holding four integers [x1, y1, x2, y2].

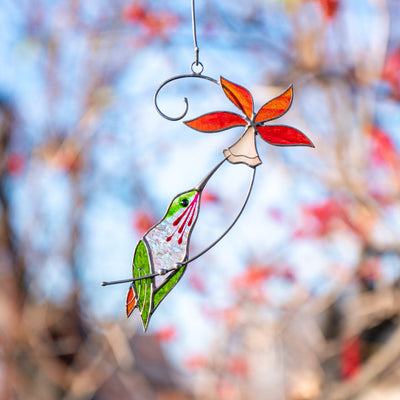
[[257, 125, 314, 147], [254, 86, 293, 123], [185, 112, 247, 132], [220, 76, 254, 120]]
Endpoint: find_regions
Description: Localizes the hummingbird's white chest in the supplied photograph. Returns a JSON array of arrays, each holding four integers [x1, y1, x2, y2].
[[145, 217, 189, 271]]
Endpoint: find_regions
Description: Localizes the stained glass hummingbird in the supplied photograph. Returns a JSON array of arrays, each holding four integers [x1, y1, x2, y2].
[[102, 159, 225, 331]]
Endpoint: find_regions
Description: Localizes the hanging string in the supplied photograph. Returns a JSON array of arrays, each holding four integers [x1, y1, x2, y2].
[[191, 0, 202, 73]]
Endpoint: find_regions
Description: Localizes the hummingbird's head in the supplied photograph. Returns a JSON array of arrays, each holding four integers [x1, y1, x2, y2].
[[165, 157, 225, 220], [163, 189, 201, 245], [156, 159, 225, 246], [166, 190, 199, 219]]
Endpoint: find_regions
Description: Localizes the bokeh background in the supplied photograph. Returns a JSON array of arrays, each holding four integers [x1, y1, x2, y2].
[[1, 0, 400, 399]]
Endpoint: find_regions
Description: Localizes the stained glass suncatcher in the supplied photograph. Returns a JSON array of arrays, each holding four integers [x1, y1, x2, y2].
[[102, 0, 314, 332]]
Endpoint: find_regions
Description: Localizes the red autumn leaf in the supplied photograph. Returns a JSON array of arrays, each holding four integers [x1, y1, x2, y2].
[[369, 126, 400, 168], [257, 125, 314, 147], [143, 11, 179, 38], [226, 356, 248, 378], [184, 112, 247, 132], [294, 199, 343, 238], [279, 267, 297, 283], [254, 86, 293, 123], [6, 153, 25, 176], [201, 190, 219, 203], [185, 355, 206, 370], [316, 0, 340, 20], [231, 266, 273, 303], [154, 325, 177, 343], [304, 200, 344, 222], [340, 336, 360, 381], [188, 272, 206, 294], [123, 2, 147, 23], [220, 76, 254, 120], [382, 48, 400, 96], [293, 198, 363, 239], [132, 209, 157, 235], [123, 2, 179, 40]]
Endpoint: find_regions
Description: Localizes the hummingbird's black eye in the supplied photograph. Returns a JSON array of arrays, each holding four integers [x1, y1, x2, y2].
[[179, 198, 189, 207]]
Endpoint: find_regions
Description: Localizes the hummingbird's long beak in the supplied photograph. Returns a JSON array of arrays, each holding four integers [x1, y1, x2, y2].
[[196, 157, 226, 192]]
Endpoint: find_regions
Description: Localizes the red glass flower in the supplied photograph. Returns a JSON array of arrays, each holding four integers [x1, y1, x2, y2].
[[185, 76, 314, 167]]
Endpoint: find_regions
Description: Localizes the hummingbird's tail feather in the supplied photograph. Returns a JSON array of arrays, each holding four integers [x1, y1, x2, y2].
[[126, 284, 137, 317]]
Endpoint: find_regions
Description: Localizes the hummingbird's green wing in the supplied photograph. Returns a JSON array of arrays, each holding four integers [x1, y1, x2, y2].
[[131, 239, 153, 331], [129, 241, 187, 330]]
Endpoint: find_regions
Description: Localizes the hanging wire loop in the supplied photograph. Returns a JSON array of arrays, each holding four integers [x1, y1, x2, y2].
[[154, 73, 218, 121], [153, 0, 219, 121]]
